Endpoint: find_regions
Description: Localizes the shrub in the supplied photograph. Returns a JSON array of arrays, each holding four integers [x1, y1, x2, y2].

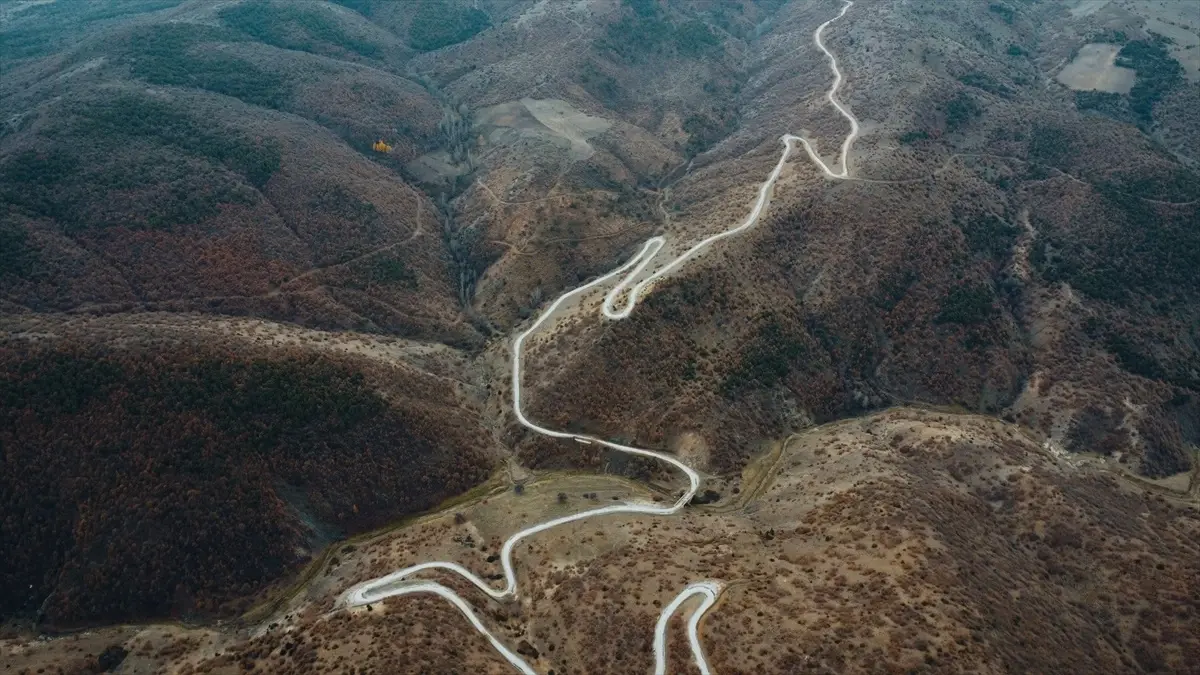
[[1028, 124, 1074, 167], [125, 24, 291, 109], [682, 111, 737, 157], [722, 320, 807, 397], [71, 95, 281, 188], [369, 257, 417, 288], [1090, 29, 1128, 44], [674, 20, 722, 56], [936, 284, 996, 325], [601, 13, 672, 62], [408, 1, 490, 52], [958, 72, 1012, 97], [311, 185, 379, 222], [1104, 333, 1162, 379], [944, 92, 982, 132], [0, 0, 185, 60], [874, 269, 918, 311], [960, 213, 1019, 260], [1074, 91, 1126, 117], [1117, 37, 1183, 125], [0, 95, 280, 232], [598, 0, 724, 63], [988, 3, 1015, 24], [579, 61, 622, 107], [0, 149, 80, 223], [221, 1, 380, 58], [0, 345, 490, 624], [0, 224, 38, 279]]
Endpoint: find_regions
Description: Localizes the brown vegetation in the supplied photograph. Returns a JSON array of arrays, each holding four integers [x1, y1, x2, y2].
[[2, 0, 1200, 662], [0, 338, 493, 627], [10, 410, 1195, 674]]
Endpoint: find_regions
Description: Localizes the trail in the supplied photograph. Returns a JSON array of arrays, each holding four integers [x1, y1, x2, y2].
[[339, 2, 859, 672], [791, 0, 859, 180]]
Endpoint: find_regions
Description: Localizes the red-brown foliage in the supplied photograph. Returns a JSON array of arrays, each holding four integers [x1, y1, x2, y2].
[[0, 342, 493, 627]]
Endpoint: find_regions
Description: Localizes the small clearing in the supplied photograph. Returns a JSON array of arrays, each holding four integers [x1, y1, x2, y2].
[[1056, 43, 1136, 93], [476, 98, 611, 161]]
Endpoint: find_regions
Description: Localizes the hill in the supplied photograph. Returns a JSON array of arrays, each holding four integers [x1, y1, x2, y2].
[[5, 409, 1197, 673], [0, 318, 494, 627], [517, 0, 1200, 483]]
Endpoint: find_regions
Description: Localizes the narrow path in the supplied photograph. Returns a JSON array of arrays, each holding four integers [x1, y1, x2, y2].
[[339, 2, 859, 673], [654, 582, 722, 675], [792, 0, 859, 180]]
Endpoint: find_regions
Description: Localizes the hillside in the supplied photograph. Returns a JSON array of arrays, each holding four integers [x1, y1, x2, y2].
[[5, 410, 1197, 673], [519, 0, 1200, 483], [0, 318, 495, 627]]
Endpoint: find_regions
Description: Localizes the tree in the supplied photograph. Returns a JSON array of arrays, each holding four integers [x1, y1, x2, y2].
[[408, 1, 490, 52]]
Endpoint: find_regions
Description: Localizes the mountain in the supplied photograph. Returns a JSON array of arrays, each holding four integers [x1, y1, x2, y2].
[[1, 0, 1198, 671]]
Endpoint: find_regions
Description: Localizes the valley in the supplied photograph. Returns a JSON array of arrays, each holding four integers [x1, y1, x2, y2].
[[336, 5, 861, 671]]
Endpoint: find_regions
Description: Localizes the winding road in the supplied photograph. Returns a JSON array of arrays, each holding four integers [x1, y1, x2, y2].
[[340, 1, 859, 672]]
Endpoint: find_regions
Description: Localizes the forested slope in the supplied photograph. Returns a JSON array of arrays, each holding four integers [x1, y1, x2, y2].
[[0, 341, 492, 626]]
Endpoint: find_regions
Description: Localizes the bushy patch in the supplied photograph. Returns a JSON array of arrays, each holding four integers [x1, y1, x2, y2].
[[1027, 124, 1074, 167], [0, 0, 185, 61], [0, 95, 279, 232], [1074, 90, 1126, 119], [0, 149, 79, 224], [674, 20, 722, 56], [408, 0, 491, 52], [1116, 37, 1183, 126], [936, 284, 996, 325], [579, 61, 623, 107], [957, 72, 1012, 98], [960, 213, 1019, 260], [599, 0, 725, 63], [944, 92, 982, 132], [369, 257, 416, 287], [722, 320, 807, 397], [988, 3, 1016, 24], [682, 110, 738, 157], [1090, 29, 1128, 44], [124, 24, 291, 109], [221, 1, 380, 58], [0, 344, 490, 625], [70, 95, 281, 188], [1104, 333, 1162, 379], [1033, 190, 1200, 306], [873, 269, 918, 311], [0, 224, 39, 279], [310, 184, 380, 223]]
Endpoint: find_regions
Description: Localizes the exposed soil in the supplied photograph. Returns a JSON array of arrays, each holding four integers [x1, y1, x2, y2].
[[1057, 43, 1136, 93]]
